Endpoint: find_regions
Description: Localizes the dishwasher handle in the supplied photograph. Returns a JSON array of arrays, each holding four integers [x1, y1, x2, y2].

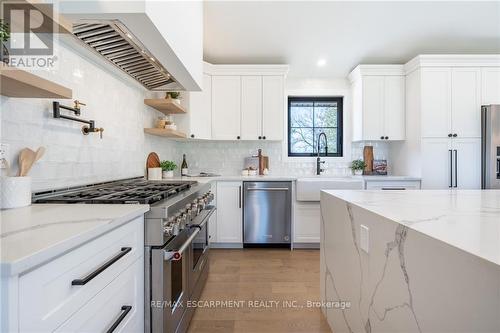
[[246, 187, 289, 191]]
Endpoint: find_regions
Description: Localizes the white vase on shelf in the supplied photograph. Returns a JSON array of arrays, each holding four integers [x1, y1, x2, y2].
[[162, 170, 174, 178]]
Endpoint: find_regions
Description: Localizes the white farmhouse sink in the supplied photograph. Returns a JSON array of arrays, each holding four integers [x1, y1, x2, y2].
[[296, 177, 364, 201]]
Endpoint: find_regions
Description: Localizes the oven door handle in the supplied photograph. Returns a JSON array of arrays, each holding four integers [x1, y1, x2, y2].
[[164, 228, 200, 261]]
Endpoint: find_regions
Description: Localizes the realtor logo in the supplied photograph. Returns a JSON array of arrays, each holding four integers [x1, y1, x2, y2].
[[1, 1, 57, 69]]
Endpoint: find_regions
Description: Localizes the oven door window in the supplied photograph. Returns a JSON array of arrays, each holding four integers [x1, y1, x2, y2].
[[192, 224, 208, 269]]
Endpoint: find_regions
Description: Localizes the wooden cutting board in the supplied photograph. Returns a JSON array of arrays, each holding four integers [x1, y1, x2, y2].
[[146, 152, 160, 169], [363, 146, 373, 175]]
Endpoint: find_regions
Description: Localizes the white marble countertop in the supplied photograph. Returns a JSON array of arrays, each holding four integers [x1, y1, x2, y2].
[[0, 204, 149, 276], [360, 175, 422, 181], [169, 174, 421, 183], [322, 190, 500, 266]]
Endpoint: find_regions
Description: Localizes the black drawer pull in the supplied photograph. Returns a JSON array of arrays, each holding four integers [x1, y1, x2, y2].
[[106, 305, 132, 333], [72, 247, 132, 286]]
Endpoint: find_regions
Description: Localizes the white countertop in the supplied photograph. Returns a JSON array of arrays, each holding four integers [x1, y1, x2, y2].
[[170, 174, 421, 182], [0, 204, 149, 276], [322, 190, 500, 266]]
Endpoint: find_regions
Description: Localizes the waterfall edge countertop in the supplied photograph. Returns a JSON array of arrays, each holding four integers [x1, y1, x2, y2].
[[0, 204, 150, 276], [321, 189, 500, 266]]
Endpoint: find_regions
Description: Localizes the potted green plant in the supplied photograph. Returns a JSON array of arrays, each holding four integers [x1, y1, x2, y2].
[[350, 159, 366, 176], [160, 160, 177, 178], [0, 19, 10, 64], [165, 91, 181, 105]]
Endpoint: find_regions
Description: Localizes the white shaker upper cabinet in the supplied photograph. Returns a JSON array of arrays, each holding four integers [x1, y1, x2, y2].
[[421, 67, 481, 138], [361, 75, 385, 141], [421, 68, 452, 138], [384, 75, 406, 140], [240, 76, 263, 140], [481, 67, 500, 105], [451, 68, 481, 138], [262, 76, 285, 140], [349, 65, 405, 141], [179, 73, 212, 139], [211, 76, 241, 140]]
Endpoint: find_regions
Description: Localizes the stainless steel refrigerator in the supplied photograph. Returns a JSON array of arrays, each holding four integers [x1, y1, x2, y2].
[[481, 105, 500, 189]]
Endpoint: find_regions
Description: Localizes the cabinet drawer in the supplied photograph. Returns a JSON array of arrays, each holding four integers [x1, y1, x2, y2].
[[19, 217, 143, 332], [365, 180, 421, 190], [55, 257, 143, 333]]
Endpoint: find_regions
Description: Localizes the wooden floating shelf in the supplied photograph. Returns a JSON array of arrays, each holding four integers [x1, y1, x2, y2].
[[144, 128, 187, 139], [144, 98, 187, 115], [0, 63, 72, 99]]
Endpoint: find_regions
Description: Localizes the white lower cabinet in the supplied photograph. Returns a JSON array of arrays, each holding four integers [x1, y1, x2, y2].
[[55, 258, 143, 333], [454, 138, 482, 189], [293, 202, 320, 244], [421, 138, 481, 189], [215, 181, 242, 243], [15, 217, 144, 333]]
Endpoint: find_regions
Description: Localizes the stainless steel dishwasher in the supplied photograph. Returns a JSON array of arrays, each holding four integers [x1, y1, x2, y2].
[[243, 181, 292, 248]]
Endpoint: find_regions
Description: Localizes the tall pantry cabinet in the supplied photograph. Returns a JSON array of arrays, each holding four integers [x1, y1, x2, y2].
[[401, 55, 500, 189]]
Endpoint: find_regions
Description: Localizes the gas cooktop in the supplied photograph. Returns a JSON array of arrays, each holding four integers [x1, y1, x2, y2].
[[32, 178, 196, 205]]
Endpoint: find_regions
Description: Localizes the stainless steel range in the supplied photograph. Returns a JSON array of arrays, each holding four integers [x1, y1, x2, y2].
[[32, 177, 214, 333]]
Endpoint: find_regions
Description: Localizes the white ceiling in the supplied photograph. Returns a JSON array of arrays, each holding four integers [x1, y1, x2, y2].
[[203, 1, 500, 77]]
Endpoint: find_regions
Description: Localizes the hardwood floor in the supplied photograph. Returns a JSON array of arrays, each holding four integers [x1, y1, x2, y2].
[[188, 249, 331, 333]]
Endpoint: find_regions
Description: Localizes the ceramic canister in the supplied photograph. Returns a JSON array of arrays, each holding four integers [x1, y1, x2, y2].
[[1, 176, 32, 209]]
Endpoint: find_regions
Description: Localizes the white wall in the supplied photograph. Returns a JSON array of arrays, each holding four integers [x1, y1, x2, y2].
[[0, 38, 176, 191]]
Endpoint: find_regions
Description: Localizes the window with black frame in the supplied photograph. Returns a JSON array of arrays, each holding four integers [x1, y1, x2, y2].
[[287, 97, 343, 157]]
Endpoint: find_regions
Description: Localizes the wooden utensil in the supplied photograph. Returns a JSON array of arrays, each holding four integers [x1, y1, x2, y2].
[[18, 148, 36, 176], [146, 152, 161, 169], [34, 147, 46, 163], [18, 146, 46, 176]]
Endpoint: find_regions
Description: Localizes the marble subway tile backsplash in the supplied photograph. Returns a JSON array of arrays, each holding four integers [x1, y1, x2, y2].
[[175, 141, 353, 177], [0, 39, 176, 191]]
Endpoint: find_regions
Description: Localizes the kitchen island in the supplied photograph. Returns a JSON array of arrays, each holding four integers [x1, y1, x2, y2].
[[320, 190, 500, 333]]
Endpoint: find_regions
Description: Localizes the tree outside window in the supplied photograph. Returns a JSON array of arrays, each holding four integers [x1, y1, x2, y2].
[[288, 97, 343, 157]]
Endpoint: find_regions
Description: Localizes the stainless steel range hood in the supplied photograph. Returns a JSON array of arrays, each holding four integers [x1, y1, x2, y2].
[[72, 20, 182, 91]]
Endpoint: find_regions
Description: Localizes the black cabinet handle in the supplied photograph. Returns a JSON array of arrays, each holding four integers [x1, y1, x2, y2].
[[449, 149, 453, 188], [237, 136, 240, 140], [72, 247, 132, 286], [454, 149, 458, 188], [258, 136, 262, 139], [385, 136, 389, 140], [453, 133, 458, 137], [238, 185, 242, 208], [190, 134, 195, 138], [263, 136, 266, 140], [380, 136, 384, 140], [448, 133, 452, 137], [106, 305, 132, 333]]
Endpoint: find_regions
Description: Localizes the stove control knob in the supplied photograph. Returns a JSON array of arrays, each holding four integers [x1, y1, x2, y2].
[[181, 213, 189, 225], [186, 208, 193, 220], [198, 198, 206, 210]]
